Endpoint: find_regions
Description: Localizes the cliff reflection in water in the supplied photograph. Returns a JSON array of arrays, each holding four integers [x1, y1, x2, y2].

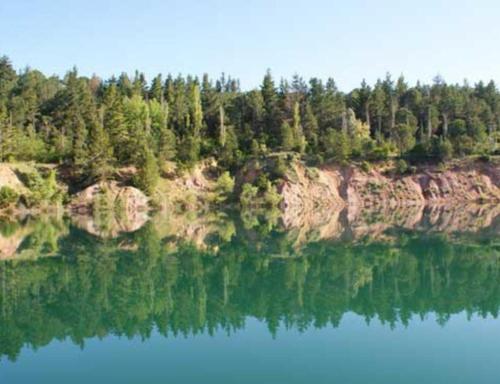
[[0, 205, 500, 361]]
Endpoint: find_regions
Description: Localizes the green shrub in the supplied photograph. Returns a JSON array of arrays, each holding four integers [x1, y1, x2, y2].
[[395, 159, 408, 174], [20, 169, 63, 207], [263, 181, 282, 207], [213, 171, 235, 204], [0, 186, 19, 208], [324, 129, 351, 162], [451, 135, 475, 157], [305, 167, 320, 180], [256, 173, 270, 191], [305, 153, 324, 166], [216, 171, 235, 194], [436, 139, 453, 161], [0, 219, 20, 236], [270, 156, 287, 180], [240, 183, 259, 207], [368, 142, 392, 161], [360, 161, 372, 173]]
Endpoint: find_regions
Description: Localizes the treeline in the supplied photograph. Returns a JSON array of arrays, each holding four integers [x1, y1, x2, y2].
[[1, 55, 499, 185], [1, 220, 499, 361]]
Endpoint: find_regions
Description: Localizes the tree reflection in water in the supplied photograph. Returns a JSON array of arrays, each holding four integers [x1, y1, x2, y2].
[[0, 209, 499, 361]]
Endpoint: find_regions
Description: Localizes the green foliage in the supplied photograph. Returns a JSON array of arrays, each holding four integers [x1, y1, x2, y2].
[[216, 171, 235, 194], [256, 173, 270, 191], [262, 181, 282, 207], [367, 140, 393, 161], [134, 147, 159, 195], [280, 122, 295, 151], [88, 117, 114, 181], [394, 159, 408, 174], [20, 169, 64, 207], [178, 135, 200, 166], [269, 156, 287, 180], [1, 55, 499, 176], [360, 161, 372, 173], [214, 171, 235, 204], [0, 186, 18, 208], [324, 129, 351, 162], [393, 123, 416, 155], [239, 183, 258, 207], [436, 138, 454, 161], [0, 215, 499, 361]]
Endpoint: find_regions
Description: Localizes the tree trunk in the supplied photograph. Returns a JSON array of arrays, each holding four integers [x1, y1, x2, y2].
[[341, 110, 347, 134], [219, 105, 226, 147], [442, 113, 448, 138], [427, 105, 432, 140], [390, 98, 396, 138], [377, 114, 382, 141], [365, 103, 371, 132]]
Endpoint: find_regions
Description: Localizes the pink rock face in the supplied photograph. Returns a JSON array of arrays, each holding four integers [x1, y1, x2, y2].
[[277, 161, 500, 216], [68, 181, 150, 238], [69, 181, 149, 215], [0, 165, 26, 191], [271, 160, 500, 245]]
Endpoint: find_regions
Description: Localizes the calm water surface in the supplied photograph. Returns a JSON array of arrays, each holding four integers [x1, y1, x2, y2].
[[1, 211, 500, 383]]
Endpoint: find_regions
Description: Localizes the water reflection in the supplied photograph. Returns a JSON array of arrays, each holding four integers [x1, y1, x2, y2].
[[0, 206, 499, 361]]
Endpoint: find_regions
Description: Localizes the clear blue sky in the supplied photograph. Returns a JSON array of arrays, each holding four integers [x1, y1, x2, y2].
[[1, 0, 499, 90]]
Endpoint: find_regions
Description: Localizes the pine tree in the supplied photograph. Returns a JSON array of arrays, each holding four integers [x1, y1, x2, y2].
[[134, 145, 159, 195], [280, 122, 294, 151], [72, 115, 88, 167], [190, 82, 203, 137], [292, 101, 306, 153], [149, 74, 163, 103], [302, 103, 319, 152], [0, 110, 16, 161], [89, 108, 114, 181], [149, 98, 176, 161], [0, 56, 17, 107], [123, 94, 151, 164], [103, 84, 128, 163], [261, 70, 280, 148], [371, 80, 386, 140]]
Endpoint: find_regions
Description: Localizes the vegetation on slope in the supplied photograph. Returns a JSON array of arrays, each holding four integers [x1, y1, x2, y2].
[[1, 55, 499, 198]]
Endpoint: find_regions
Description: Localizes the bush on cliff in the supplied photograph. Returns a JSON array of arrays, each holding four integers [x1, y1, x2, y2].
[[19, 169, 65, 207], [0, 186, 19, 208]]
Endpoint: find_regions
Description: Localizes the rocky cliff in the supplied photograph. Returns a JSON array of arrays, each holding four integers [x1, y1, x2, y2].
[[277, 158, 500, 215], [272, 158, 500, 244]]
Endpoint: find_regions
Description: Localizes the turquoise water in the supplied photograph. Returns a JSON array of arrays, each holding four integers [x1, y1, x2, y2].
[[1, 213, 500, 383]]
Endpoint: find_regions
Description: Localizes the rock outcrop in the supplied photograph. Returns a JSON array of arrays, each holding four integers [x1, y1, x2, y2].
[[70, 181, 149, 215], [154, 159, 219, 211], [69, 181, 149, 238], [276, 159, 500, 215], [0, 164, 27, 193]]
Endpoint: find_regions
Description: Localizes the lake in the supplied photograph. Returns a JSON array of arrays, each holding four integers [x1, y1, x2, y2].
[[1, 208, 500, 383]]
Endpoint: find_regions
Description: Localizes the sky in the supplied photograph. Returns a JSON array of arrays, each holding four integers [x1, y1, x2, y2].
[[1, 0, 500, 91]]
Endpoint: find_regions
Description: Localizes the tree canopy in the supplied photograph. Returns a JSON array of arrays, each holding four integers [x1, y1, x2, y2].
[[1, 55, 499, 185]]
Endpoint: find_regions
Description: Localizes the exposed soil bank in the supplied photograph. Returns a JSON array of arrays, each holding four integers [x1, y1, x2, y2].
[[1, 158, 499, 228], [274, 158, 500, 215]]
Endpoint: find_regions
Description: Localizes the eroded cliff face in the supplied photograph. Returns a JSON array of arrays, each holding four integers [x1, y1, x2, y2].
[[278, 159, 500, 214], [154, 159, 219, 211], [274, 159, 500, 245]]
